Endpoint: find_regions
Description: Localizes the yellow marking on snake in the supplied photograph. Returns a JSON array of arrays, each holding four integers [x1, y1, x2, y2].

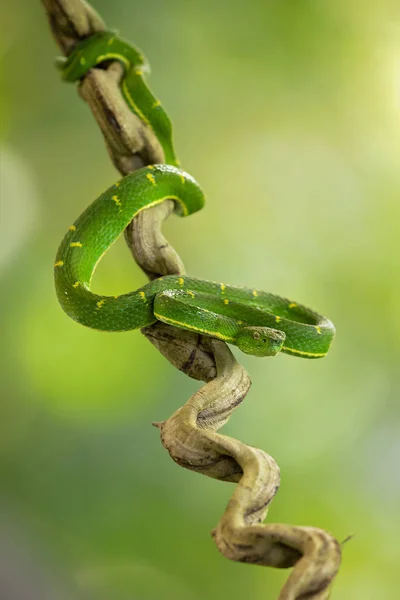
[[114, 295, 119, 299], [178, 277, 184, 286], [96, 299, 106, 310], [107, 37, 115, 45], [139, 291, 146, 302], [252, 290, 258, 297], [187, 291, 195, 298], [180, 173, 185, 185], [282, 346, 326, 358], [69, 225, 76, 231], [152, 100, 161, 108], [97, 53, 130, 69], [238, 320, 244, 325], [154, 312, 235, 343], [200, 306, 212, 313], [121, 80, 150, 124], [70, 242, 83, 248], [72, 281, 80, 289], [147, 165, 155, 170], [315, 326, 322, 335], [146, 173, 156, 186], [220, 283, 226, 294], [115, 182, 120, 187], [289, 302, 297, 309], [54, 260, 64, 267], [112, 194, 122, 208], [223, 299, 229, 305], [275, 316, 281, 323], [80, 57, 86, 66]]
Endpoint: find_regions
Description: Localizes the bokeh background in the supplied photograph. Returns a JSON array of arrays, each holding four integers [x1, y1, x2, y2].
[[1, 0, 399, 598]]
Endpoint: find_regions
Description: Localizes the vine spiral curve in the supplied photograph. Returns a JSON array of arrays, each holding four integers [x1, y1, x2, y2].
[[42, 1, 342, 598]]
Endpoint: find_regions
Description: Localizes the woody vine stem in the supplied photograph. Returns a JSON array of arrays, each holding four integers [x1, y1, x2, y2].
[[42, 1, 342, 598]]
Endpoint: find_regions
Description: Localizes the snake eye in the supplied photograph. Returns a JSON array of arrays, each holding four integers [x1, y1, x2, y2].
[[253, 331, 261, 340]]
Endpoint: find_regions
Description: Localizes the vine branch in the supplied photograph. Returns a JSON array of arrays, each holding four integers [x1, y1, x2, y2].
[[42, 1, 342, 597]]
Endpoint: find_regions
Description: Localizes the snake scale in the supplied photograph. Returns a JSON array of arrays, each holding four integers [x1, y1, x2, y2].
[[54, 30, 335, 360]]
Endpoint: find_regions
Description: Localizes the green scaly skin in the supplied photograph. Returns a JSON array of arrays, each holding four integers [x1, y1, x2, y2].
[[58, 30, 178, 166], [54, 32, 335, 359], [54, 165, 335, 359]]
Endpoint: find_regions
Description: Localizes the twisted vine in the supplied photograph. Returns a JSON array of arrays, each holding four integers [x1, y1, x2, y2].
[[42, 1, 342, 597]]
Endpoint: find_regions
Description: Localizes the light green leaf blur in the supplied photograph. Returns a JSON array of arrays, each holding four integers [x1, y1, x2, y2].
[[0, 0, 399, 598]]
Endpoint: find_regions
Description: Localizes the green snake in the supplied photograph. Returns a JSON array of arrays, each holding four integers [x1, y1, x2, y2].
[[54, 32, 335, 359], [57, 30, 178, 167]]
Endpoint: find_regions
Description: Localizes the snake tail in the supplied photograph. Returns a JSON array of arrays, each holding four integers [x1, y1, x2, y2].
[[58, 30, 178, 166]]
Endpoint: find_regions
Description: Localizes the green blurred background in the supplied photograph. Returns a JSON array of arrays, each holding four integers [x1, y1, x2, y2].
[[1, 0, 399, 598]]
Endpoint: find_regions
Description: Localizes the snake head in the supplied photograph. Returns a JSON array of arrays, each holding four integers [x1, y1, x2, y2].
[[236, 326, 285, 357]]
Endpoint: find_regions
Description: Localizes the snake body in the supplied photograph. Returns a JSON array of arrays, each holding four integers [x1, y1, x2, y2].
[[58, 30, 178, 166], [54, 33, 335, 359]]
